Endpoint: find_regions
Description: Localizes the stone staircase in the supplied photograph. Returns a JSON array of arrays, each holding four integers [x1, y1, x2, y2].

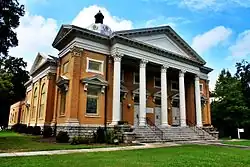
[[134, 125, 216, 143]]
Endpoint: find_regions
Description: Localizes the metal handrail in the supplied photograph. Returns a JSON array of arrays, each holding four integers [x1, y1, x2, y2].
[[186, 119, 206, 140], [146, 117, 164, 140]]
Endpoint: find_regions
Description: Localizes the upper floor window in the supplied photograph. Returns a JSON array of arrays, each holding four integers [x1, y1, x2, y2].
[[60, 91, 67, 116], [32, 87, 38, 118], [62, 61, 69, 74], [200, 83, 203, 93], [171, 81, 179, 91], [133, 72, 139, 84], [154, 77, 161, 88], [39, 83, 46, 118], [121, 70, 125, 82], [86, 58, 104, 74]]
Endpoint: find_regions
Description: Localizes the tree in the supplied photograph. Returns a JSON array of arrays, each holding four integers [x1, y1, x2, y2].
[[0, 0, 25, 57], [0, 0, 27, 126], [211, 69, 250, 138]]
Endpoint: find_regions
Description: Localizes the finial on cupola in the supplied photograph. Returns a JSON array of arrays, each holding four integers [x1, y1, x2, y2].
[[94, 10, 104, 24]]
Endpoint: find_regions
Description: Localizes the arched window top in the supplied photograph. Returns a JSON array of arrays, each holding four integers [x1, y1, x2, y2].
[[34, 87, 38, 97], [41, 83, 46, 94]]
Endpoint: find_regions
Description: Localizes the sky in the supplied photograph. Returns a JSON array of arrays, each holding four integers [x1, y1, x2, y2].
[[10, 0, 250, 90]]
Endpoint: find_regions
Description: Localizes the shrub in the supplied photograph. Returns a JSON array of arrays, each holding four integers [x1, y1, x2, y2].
[[43, 126, 52, 138], [26, 126, 34, 134], [32, 126, 41, 135], [11, 123, 20, 132], [56, 131, 69, 143], [18, 124, 27, 133], [96, 127, 105, 143], [71, 136, 94, 145]]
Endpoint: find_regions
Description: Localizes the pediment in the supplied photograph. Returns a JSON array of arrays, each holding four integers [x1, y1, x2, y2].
[[30, 53, 48, 74], [153, 91, 161, 97], [132, 34, 189, 58], [81, 75, 108, 86], [121, 84, 128, 93]]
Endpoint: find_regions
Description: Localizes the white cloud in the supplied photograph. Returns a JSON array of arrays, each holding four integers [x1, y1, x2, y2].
[[229, 30, 250, 59], [72, 5, 133, 31], [160, 0, 250, 11], [145, 16, 190, 28], [191, 26, 232, 55], [9, 12, 58, 71]]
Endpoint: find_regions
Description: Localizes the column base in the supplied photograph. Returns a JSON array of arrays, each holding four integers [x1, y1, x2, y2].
[[139, 119, 146, 127], [110, 120, 119, 126], [160, 123, 170, 127], [196, 124, 203, 127]]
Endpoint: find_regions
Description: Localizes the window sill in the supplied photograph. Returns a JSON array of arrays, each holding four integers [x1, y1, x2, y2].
[[85, 114, 100, 118], [86, 69, 103, 75]]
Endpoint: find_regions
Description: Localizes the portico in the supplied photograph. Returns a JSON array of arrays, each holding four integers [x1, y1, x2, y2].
[[110, 51, 205, 127]]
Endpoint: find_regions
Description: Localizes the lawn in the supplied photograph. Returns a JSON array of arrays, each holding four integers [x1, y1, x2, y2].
[[222, 140, 250, 146], [0, 131, 119, 153], [1, 145, 250, 167]]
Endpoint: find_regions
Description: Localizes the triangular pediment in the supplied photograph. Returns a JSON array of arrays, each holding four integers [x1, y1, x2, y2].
[[121, 84, 128, 93], [81, 75, 108, 86], [115, 26, 206, 64], [132, 34, 190, 58], [153, 91, 161, 97], [30, 53, 49, 74], [52, 25, 72, 47]]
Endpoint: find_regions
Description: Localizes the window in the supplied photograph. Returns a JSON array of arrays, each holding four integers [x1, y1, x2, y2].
[[32, 88, 38, 118], [86, 58, 103, 74], [134, 95, 139, 103], [154, 77, 161, 88], [63, 61, 69, 74], [200, 83, 203, 93], [133, 72, 139, 84], [171, 81, 179, 91], [155, 98, 161, 106], [39, 84, 46, 118], [60, 91, 66, 115], [86, 87, 99, 114], [121, 70, 125, 82]]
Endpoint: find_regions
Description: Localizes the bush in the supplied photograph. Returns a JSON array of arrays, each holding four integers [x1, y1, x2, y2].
[[32, 126, 41, 135], [11, 123, 20, 132], [105, 129, 120, 144], [71, 136, 94, 145], [56, 131, 69, 143], [18, 124, 27, 133], [43, 126, 52, 138], [26, 126, 34, 134], [96, 127, 105, 143]]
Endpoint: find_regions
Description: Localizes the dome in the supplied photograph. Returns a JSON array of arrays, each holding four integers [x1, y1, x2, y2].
[[86, 11, 112, 36]]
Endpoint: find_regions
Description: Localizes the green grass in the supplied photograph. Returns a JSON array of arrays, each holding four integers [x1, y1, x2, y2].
[[223, 140, 250, 146], [0, 131, 118, 153], [1, 145, 250, 167]]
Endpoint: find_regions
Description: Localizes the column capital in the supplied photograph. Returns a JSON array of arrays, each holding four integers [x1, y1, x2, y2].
[[179, 69, 186, 77], [111, 53, 123, 62], [195, 75, 200, 81], [70, 46, 83, 57], [161, 64, 169, 73], [140, 59, 148, 68]]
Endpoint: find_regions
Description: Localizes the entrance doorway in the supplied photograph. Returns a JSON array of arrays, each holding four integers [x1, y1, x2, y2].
[[172, 95, 180, 126], [134, 104, 139, 126], [154, 107, 161, 126]]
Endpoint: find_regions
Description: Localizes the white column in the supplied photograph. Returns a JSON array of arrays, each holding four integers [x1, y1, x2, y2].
[[195, 75, 202, 127], [139, 59, 148, 126], [179, 70, 187, 127], [161, 65, 169, 126], [111, 54, 122, 125]]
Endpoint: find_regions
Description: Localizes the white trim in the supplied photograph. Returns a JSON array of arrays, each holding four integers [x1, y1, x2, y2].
[[26, 85, 32, 92], [32, 66, 57, 83], [56, 123, 105, 127], [86, 57, 104, 74], [111, 44, 200, 74], [133, 72, 139, 84], [154, 76, 161, 88], [171, 80, 179, 91]]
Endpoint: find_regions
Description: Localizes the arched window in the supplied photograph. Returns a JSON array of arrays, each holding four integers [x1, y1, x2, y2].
[[33, 88, 38, 118], [39, 84, 46, 118], [60, 91, 66, 115]]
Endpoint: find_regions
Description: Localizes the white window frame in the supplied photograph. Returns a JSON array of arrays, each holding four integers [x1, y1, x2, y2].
[[62, 61, 69, 74], [171, 81, 179, 91], [133, 72, 139, 84], [86, 57, 104, 74], [154, 76, 161, 88], [200, 83, 203, 93]]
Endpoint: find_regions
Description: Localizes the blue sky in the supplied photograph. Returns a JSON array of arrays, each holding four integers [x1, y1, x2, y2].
[[11, 0, 250, 90]]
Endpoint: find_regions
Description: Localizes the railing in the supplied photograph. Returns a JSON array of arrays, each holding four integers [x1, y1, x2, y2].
[[186, 120, 207, 140], [146, 117, 164, 140]]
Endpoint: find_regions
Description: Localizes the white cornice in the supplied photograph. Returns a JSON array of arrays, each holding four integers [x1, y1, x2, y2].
[[32, 66, 57, 83]]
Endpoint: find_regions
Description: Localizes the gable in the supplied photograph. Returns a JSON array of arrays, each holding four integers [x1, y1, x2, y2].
[[132, 34, 189, 58], [30, 53, 48, 74]]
